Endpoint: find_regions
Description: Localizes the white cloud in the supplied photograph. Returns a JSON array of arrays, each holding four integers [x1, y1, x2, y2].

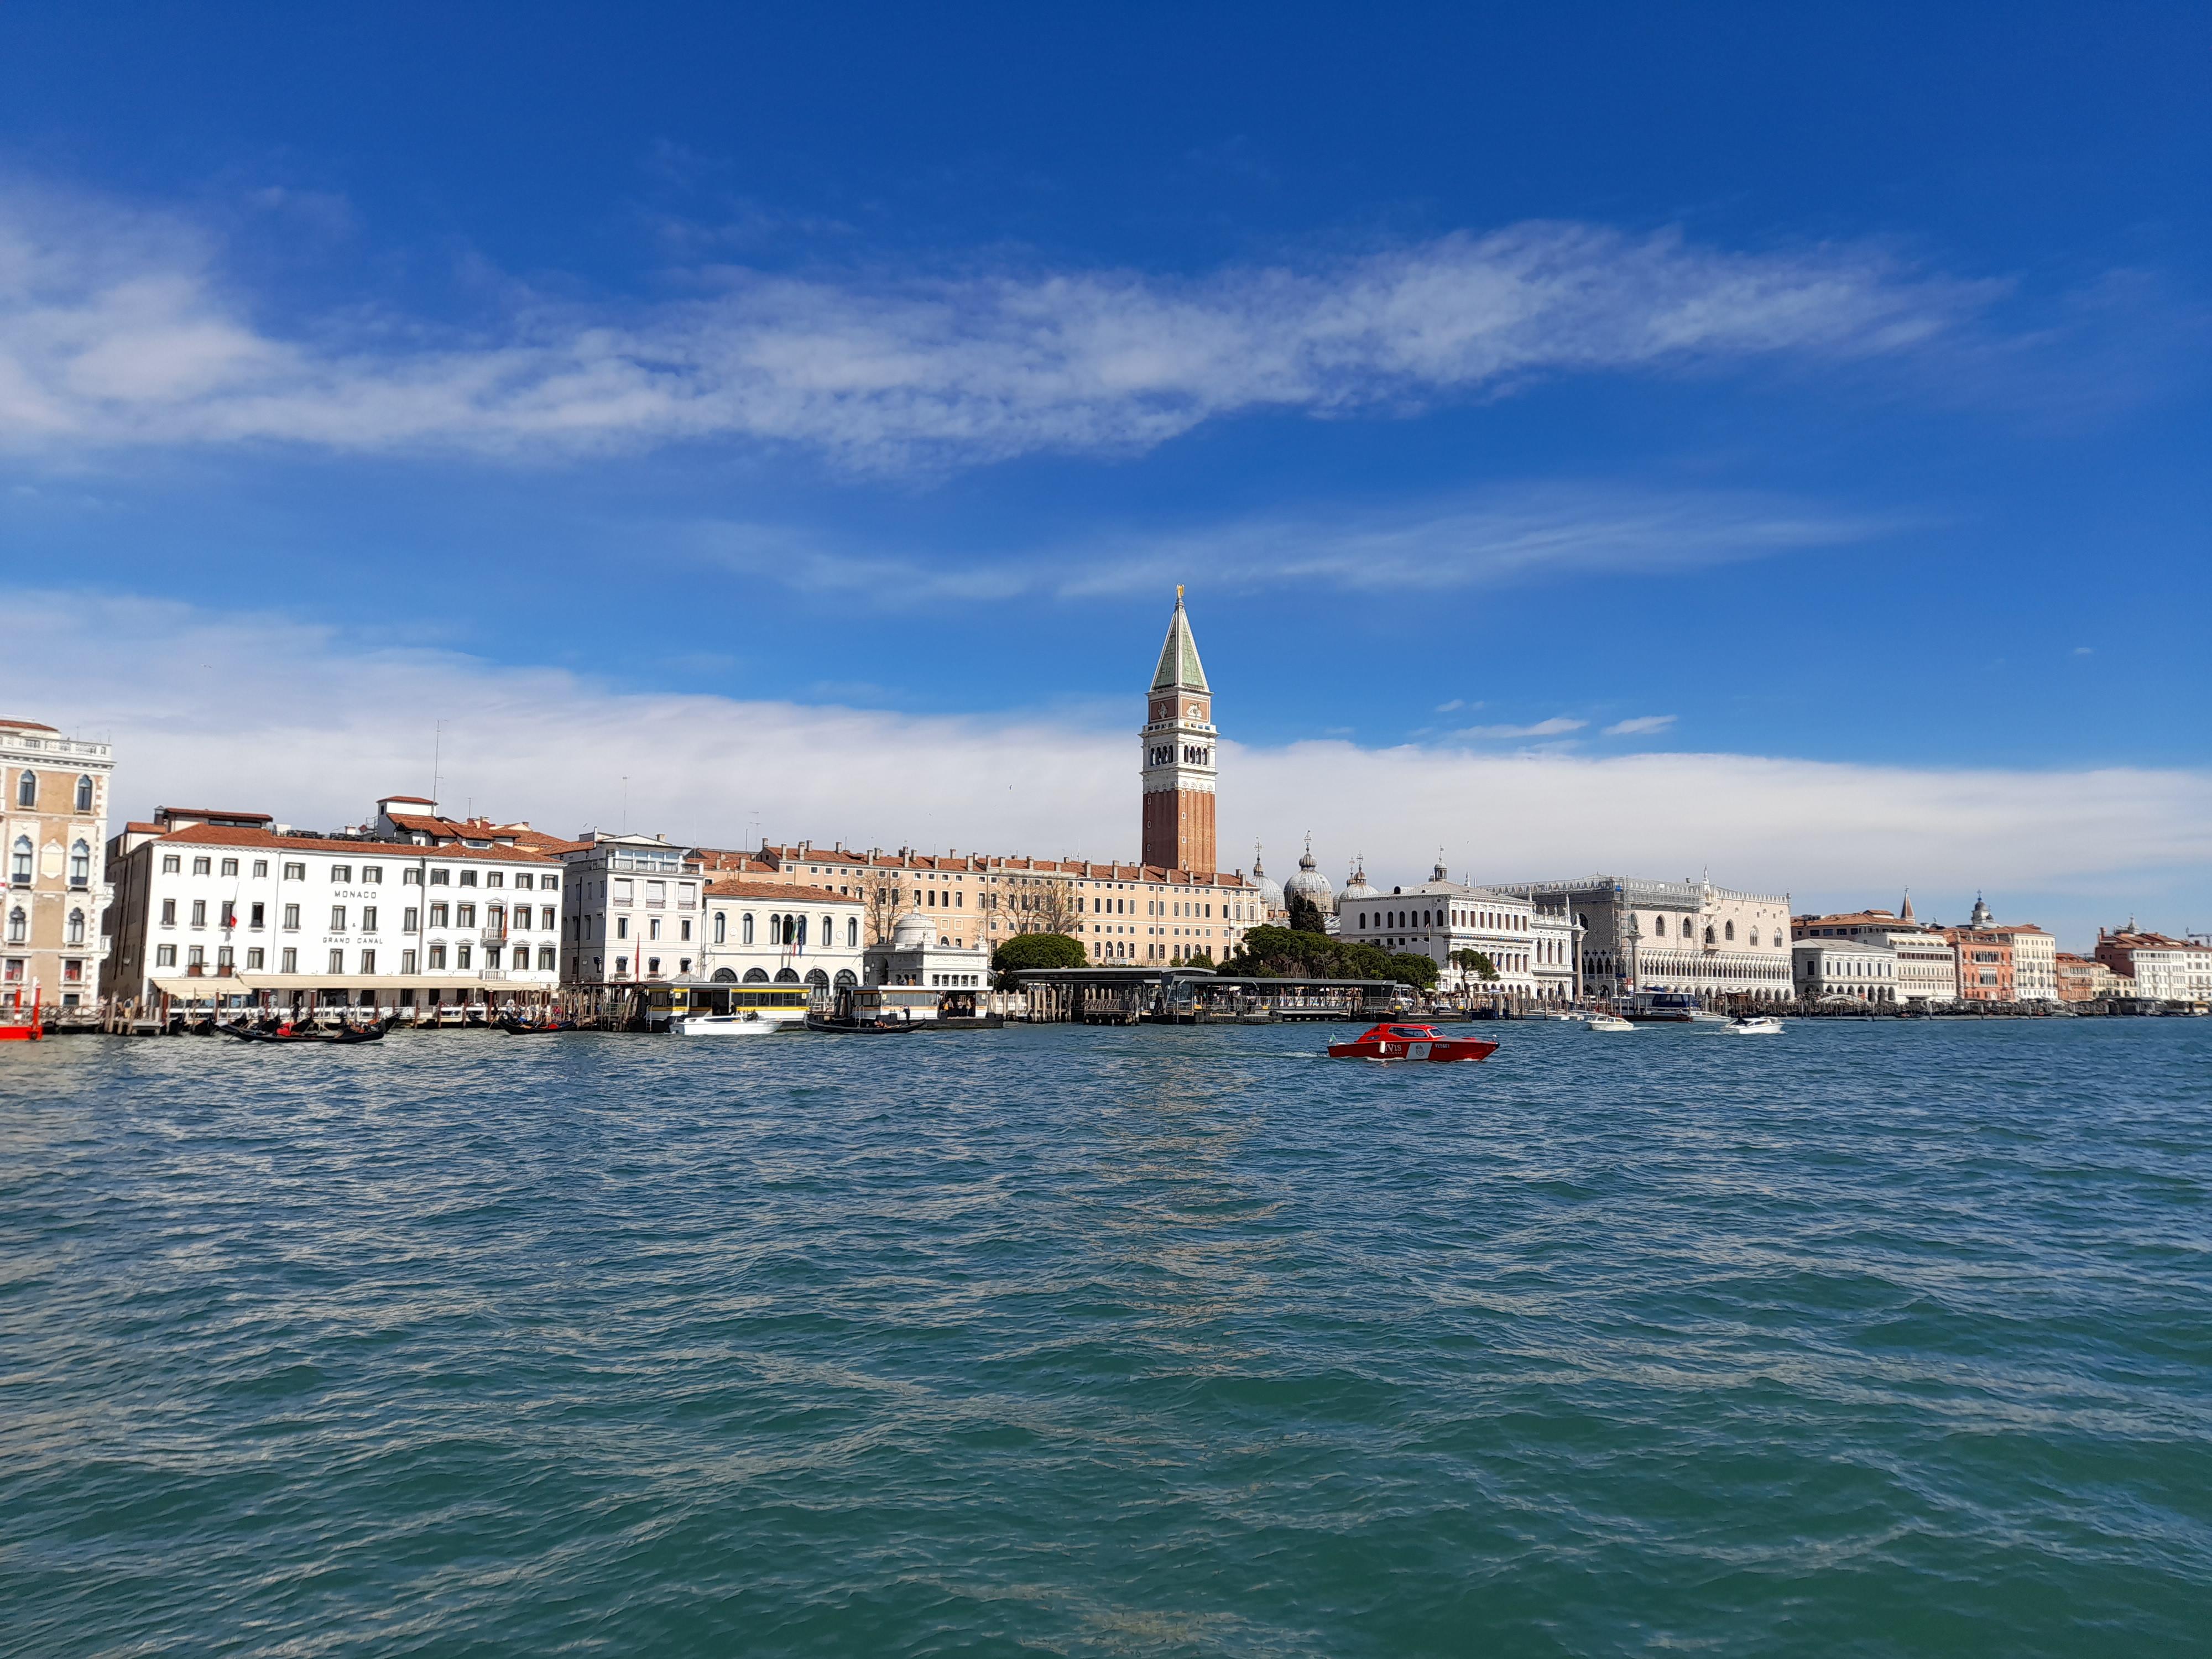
[[1457, 717, 1589, 739], [0, 184, 1994, 469], [1435, 699, 1467, 713], [7, 591, 2204, 945], [1604, 714, 1678, 736]]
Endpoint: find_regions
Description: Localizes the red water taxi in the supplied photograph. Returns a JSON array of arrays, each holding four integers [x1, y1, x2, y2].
[[1327, 1023, 1499, 1063]]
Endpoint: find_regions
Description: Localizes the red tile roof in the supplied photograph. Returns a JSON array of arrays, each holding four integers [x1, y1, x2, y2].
[[703, 877, 864, 905], [0, 717, 59, 733], [152, 823, 555, 863], [158, 807, 275, 823], [379, 794, 438, 805]]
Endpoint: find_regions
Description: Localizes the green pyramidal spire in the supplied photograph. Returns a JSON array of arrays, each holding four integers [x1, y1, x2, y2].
[[1150, 587, 1209, 693]]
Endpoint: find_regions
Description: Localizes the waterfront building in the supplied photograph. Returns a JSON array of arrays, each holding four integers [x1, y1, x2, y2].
[[1335, 858, 1582, 1003], [1141, 589, 1218, 874], [2094, 925, 2212, 1006], [103, 801, 561, 1013], [1496, 874, 1795, 1004], [1944, 927, 2015, 1001], [1792, 937, 1901, 1004], [2, 716, 113, 1012], [2055, 952, 2131, 1002], [560, 832, 707, 987], [1791, 895, 1959, 1005], [698, 877, 865, 995], [371, 795, 584, 857], [863, 909, 992, 990]]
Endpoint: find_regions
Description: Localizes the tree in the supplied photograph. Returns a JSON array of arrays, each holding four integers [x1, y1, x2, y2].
[[1389, 952, 1440, 990], [1450, 948, 1498, 982], [1286, 892, 1329, 935], [993, 932, 1087, 976]]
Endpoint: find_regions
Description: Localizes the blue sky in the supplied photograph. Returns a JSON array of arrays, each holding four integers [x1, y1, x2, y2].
[[2, 3, 2207, 941]]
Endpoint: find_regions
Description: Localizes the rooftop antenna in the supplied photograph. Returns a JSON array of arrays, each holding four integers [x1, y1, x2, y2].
[[621, 776, 629, 834], [431, 720, 444, 807]]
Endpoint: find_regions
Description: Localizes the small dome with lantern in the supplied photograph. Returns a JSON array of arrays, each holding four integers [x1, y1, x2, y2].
[[890, 910, 936, 949], [1281, 833, 1335, 917], [1249, 844, 1286, 916], [1335, 854, 1379, 915]]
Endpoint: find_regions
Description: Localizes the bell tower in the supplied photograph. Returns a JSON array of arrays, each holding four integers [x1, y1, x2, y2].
[[1141, 588, 1217, 873]]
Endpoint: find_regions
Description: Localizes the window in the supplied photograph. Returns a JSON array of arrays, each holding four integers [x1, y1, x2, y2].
[[541, 907, 556, 930], [646, 880, 666, 907], [429, 902, 450, 928], [742, 912, 754, 944], [281, 948, 298, 973], [649, 919, 661, 941], [252, 860, 268, 878], [66, 910, 85, 944], [847, 917, 858, 947], [403, 868, 422, 885], [283, 904, 300, 931], [486, 872, 504, 888], [161, 899, 177, 926], [75, 774, 94, 812], [460, 869, 478, 888], [613, 879, 633, 905], [680, 919, 691, 942], [14, 771, 33, 808], [62, 841, 87, 888], [362, 906, 378, 932], [455, 903, 477, 928], [616, 916, 629, 939], [220, 901, 236, 928], [7, 838, 27, 887], [646, 957, 661, 976], [456, 943, 472, 969], [332, 865, 352, 884], [362, 865, 383, 883], [186, 945, 205, 968], [515, 874, 534, 890], [360, 950, 376, 974], [541, 876, 558, 892], [1725, 921, 1736, 941], [190, 900, 207, 927], [538, 946, 556, 971], [192, 857, 211, 877], [713, 911, 727, 943], [246, 948, 264, 970], [156, 944, 177, 967], [615, 956, 629, 975], [284, 862, 305, 881], [328, 949, 345, 974], [429, 944, 447, 969], [403, 907, 419, 931], [430, 868, 451, 885], [161, 854, 181, 874], [331, 906, 348, 931], [220, 857, 239, 877], [400, 950, 418, 974]]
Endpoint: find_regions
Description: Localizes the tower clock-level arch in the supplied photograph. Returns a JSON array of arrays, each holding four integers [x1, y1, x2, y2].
[[1139, 587, 1218, 873]]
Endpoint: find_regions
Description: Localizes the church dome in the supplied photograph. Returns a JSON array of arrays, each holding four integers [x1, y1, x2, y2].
[[1282, 834, 1335, 915], [890, 910, 936, 949], [1250, 846, 1286, 915], [1336, 855, 1378, 914]]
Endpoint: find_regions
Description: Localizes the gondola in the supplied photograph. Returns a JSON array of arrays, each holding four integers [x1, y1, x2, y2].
[[494, 1016, 576, 1035], [219, 1019, 390, 1045], [804, 1015, 929, 1035]]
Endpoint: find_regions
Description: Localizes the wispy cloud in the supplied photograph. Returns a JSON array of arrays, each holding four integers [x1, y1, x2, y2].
[[1435, 698, 1468, 713], [1604, 714, 1677, 736], [1457, 717, 1588, 739], [691, 482, 1902, 604], [3, 589, 2205, 943], [0, 182, 1996, 469]]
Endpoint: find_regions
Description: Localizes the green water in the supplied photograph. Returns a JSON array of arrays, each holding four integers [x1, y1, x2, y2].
[[2, 1019, 2207, 1655]]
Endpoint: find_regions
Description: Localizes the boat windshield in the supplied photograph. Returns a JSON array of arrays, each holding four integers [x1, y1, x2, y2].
[[1386, 1026, 1434, 1039]]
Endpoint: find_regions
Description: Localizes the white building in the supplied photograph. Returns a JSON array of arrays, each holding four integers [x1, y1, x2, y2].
[[864, 909, 992, 991], [1335, 859, 1582, 1004], [2096, 926, 2212, 1006], [103, 804, 562, 1014], [700, 876, 866, 996], [1793, 938, 1901, 1004], [1498, 874, 1795, 1005], [560, 831, 706, 987], [1791, 896, 1959, 1005]]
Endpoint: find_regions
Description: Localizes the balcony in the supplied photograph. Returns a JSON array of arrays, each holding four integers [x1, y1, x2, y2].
[[481, 926, 508, 945]]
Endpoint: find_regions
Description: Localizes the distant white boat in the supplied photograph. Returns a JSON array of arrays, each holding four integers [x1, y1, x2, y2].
[[1584, 1014, 1636, 1033], [1724, 1016, 1784, 1035], [670, 1012, 780, 1036]]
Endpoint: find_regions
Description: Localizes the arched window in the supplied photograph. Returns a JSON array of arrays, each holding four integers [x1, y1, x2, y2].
[[14, 770, 33, 808], [1725, 920, 1735, 941], [75, 775, 94, 812], [5, 907, 23, 943], [711, 967, 737, 982], [9, 836, 29, 885], [1704, 925, 1715, 945], [774, 967, 800, 983], [834, 968, 857, 988], [821, 914, 832, 947], [1653, 915, 1666, 937], [846, 917, 858, 947], [742, 912, 755, 945], [742, 967, 770, 983], [713, 911, 727, 944], [66, 909, 85, 945], [1749, 928, 1760, 947], [794, 915, 807, 947]]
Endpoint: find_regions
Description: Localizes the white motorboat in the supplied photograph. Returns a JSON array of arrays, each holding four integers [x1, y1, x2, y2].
[[670, 1012, 781, 1036], [1724, 1016, 1783, 1035], [1584, 1014, 1636, 1032]]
